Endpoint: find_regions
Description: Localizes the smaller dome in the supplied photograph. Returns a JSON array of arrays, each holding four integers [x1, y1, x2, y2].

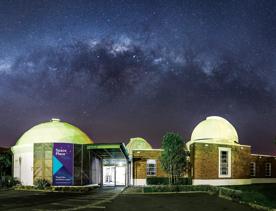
[[126, 137, 152, 155], [187, 116, 239, 150], [15, 118, 93, 147]]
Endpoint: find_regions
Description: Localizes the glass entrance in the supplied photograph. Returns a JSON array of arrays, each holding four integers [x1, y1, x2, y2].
[[102, 159, 127, 186], [87, 143, 129, 187], [115, 166, 126, 186], [103, 166, 115, 186]]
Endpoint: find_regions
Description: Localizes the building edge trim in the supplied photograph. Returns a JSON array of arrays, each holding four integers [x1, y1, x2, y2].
[[133, 179, 146, 186], [193, 178, 276, 186], [192, 179, 252, 186], [251, 178, 276, 184]]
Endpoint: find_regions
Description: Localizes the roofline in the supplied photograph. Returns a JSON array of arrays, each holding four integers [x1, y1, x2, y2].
[[187, 140, 251, 148], [86, 143, 129, 160], [92, 142, 126, 145], [132, 149, 163, 151], [87, 144, 121, 149]]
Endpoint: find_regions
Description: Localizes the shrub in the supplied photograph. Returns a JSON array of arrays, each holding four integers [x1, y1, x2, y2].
[[50, 186, 98, 192], [177, 185, 219, 193], [34, 179, 50, 189], [143, 185, 219, 194], [147, 177, 169, 185], [1, 176, 21, 187], [14, 185, 33, 190], [175, 177, 192, 185], [147, 177, 192, 185], [123, 187, 143, 193], [219, 187, 242, 202]]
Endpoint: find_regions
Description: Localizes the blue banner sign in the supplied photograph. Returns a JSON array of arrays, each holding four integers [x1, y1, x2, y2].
[[52, 143, 73, 186]]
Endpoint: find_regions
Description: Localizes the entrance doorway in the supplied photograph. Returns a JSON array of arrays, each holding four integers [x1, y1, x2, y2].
[[103, 166, 115, 186], [115, 166, 126, 186], [102, 159, 126, 186], [87, 143, 129, 187]]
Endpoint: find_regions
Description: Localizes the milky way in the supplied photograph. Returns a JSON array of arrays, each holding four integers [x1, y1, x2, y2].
[[0, 0, 276, 154]]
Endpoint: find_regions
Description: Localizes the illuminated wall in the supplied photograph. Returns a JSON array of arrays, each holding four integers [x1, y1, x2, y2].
[[33, 143, 53, 184]]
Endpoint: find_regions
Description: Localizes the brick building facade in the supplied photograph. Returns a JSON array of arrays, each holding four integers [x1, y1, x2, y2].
[[250, 154, 276, 183], [128, 116, 276, 186], [132, 150, 168, 185], [190, 143, 251, 180]]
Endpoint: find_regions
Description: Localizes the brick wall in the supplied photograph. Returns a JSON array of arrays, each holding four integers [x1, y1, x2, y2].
[[132, 144, 257, 181], [132, 150, 168, 179], [190, 143, 251, 179], [250, 154, 276, 178]]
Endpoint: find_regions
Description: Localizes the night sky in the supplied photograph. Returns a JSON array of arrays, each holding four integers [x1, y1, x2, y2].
[[0, 0, 276, 154]]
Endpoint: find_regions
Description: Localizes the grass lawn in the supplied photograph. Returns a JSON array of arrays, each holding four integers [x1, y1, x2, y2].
[[226, 184, 276, 208]]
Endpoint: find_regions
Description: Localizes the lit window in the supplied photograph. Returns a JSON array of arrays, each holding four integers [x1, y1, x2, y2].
[[250, 162, 256, 176], [146, 159, 156, 176], [219, 148, 231, 178], [265, 163, 271, 177]]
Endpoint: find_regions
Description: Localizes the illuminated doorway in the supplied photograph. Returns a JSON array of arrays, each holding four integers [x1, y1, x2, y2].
[[87, 143, 130, 186], [103, 166, 115, 186], [115, 166, 126, 186], [103, 159, 126, 186]]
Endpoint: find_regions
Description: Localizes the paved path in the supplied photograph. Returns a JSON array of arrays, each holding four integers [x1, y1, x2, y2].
[[0, 187, 123, 210], [0, 188, 259, 211]]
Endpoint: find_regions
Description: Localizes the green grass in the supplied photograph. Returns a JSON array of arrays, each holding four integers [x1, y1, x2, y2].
[[226, 184, 276, 208], [133, 184, 276, 209]]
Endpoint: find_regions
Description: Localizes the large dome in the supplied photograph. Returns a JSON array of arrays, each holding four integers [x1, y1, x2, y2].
[[15, 118, 93, 146], [187, 116, 238, 149], [126, 137, 152, 155]]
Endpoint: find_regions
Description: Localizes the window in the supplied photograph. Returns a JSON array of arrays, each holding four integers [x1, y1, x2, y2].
[[218, 147, 231, 178], [146, 159, 156, 176], [250, 162, 256, 176], [220, 151, 228, 175], [265, 163, 271, 177]]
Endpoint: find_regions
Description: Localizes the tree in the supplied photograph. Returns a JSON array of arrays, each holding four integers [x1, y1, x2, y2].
[[0, 150, 12, 184], [160, 132, 188, 185]]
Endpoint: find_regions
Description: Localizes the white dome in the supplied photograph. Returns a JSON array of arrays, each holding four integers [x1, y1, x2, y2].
[[187, 116, 238, 150], [126, 137, 152, 156], [15, 118, 93, 146], [11, 119, 93, 186]]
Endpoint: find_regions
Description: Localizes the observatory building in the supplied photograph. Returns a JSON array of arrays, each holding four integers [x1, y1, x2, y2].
[[12, 118, 128, 186], [11, 116, 276, 186]]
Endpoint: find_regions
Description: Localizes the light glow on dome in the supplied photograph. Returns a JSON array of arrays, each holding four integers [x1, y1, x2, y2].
[[14, 119, 93, 146], [187, 116, 239, 150], [126, 137, 152, 154]]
